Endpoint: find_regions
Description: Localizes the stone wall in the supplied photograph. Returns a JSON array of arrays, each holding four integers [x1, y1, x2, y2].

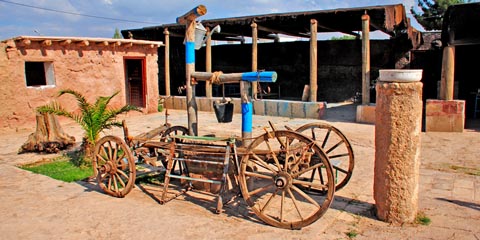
[[0, 39, 160, 130]]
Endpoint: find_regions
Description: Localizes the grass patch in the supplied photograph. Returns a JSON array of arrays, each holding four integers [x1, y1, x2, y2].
[[415, 212, 431, 226], [346, 229, 358, 238], [20, 154, 93, 183]]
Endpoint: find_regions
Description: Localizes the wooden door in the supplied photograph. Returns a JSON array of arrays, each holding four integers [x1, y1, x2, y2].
[[125, 58, 145, 108]]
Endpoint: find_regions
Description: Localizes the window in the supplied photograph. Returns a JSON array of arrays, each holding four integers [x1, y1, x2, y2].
[[25, 61, 55, 87]]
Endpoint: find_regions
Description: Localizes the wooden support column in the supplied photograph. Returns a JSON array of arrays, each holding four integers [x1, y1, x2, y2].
[[205, 27, 213, 98], [440, 46, 455, 100], [361, 14, 371, 104], [309, 19, 318, 102], [164, 28, 171, 96], [251, 22, 258, 98], [177, 5, 207, 136]]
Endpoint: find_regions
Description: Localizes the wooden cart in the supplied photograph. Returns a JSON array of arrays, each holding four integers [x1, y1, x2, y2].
[[93, 120, 354, 229]]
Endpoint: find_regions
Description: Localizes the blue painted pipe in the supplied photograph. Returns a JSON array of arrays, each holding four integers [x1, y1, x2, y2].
[[185, 41, 195, 64], [241, 71, 277, 82], [242, 102, 253, 133]]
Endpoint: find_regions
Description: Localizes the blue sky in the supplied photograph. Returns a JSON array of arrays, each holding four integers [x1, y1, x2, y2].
[[1, 0, 424, 40]]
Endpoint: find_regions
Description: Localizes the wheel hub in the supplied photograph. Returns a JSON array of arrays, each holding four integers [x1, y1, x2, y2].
[[274, 172, 292, 189], [100, 161, 117, 175]]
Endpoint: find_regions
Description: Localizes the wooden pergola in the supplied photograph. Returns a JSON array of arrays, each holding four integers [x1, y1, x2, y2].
[[123, 4, 421, 104]]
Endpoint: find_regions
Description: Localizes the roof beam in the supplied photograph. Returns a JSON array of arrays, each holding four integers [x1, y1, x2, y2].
[[315, 22, 360, 37], [256, 24, 309, 38]]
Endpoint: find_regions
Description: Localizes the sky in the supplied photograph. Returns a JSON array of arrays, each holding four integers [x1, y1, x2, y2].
[[0, 0, 425, 41]]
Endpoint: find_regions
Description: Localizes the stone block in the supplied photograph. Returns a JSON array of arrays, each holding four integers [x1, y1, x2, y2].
[[356, 104, 376, 124], [173, 96, 186, 110], [305, 102, 327, 119], [425, 99, 465, 132], [197, 97, 214, 112], [253, 100, 265, 115], [163, 95, 174, 109], [264, 100, 279, 117], [277, 100, 292, 118], [291, 101, 306, 118]]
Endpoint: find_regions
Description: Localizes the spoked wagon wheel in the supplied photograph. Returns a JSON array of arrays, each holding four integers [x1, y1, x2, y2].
[[239, 130, 335, 229], [159, 125, 189, 173], [93, 135, 136, 198], [160, 125, 189, 140], [295, 122, 354, 191]]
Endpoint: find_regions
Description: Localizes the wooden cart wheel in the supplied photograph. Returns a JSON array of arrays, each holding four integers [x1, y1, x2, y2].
[[160, 125, 189, 140], [159, 125, 189, 172], [239, 130, 335, 229], [295, 122, 354, 191], [93, 135, 136, 198]]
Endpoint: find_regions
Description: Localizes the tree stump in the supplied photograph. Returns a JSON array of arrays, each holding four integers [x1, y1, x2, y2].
[[19, 113, 76, 154]]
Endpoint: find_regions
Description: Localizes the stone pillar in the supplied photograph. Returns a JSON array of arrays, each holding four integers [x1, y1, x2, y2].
[[374, 69, 423, 224]]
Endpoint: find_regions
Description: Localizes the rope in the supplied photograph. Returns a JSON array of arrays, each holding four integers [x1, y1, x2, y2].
[[208, 71, 223, 85]]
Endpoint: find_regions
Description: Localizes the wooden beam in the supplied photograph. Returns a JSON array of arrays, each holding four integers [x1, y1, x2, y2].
[[310, 19, 318, 102], [15, 39, 31, 47], [440, 46, 455, 100], [256, 24, 308, 38], [316, 22, 360, 37], [361, 14, 371, 105], [77, 40, 89, 47], [42, 40, 52, 46], [60, 39, 72, 46], [205, 27, 212, 98], [97, 41, 109, 47], [176, 5, 207, 24], [251, 22, 258, 99], [178, 5, 207, 136], [164, 28, 171, 96]]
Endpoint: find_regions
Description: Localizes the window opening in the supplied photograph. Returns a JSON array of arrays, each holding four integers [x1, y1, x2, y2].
[[25, 61, 55, 87]]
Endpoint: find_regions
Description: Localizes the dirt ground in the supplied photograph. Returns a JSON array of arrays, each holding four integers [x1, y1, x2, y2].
[[0, 105, 479, 239]]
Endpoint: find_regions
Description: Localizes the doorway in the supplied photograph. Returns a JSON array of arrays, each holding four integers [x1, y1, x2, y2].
[[125, 58, 146, 108]]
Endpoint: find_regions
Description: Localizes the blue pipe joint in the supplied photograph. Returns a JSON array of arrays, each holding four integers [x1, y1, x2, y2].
[[242, 102, 253, 133]]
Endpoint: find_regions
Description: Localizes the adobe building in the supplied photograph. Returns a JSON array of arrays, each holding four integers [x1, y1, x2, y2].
[[0, 36, 163, 130]]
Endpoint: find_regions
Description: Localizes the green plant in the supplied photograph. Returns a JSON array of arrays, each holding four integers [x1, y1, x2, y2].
[[416, 212, 432, 226], [37, 89, 140, 161], [20, 156, 93, 182], [346, 229, 358, 238], [411, 0, 470, 30], [330, 35, 357, 40], [158, 98, 164, 112]]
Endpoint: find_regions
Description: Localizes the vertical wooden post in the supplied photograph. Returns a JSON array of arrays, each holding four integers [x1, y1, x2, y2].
[[440, 46, 455, 100], [361, 14, 371, 104], [309, 19, 318, 102], [251, 22, 258, 99], [205, 27, 213, 98], [177, 5, 207, 136], [164, 28, 171, 96]]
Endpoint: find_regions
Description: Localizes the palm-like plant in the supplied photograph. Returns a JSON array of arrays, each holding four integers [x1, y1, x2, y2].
[[37, 89, 140, 160]]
